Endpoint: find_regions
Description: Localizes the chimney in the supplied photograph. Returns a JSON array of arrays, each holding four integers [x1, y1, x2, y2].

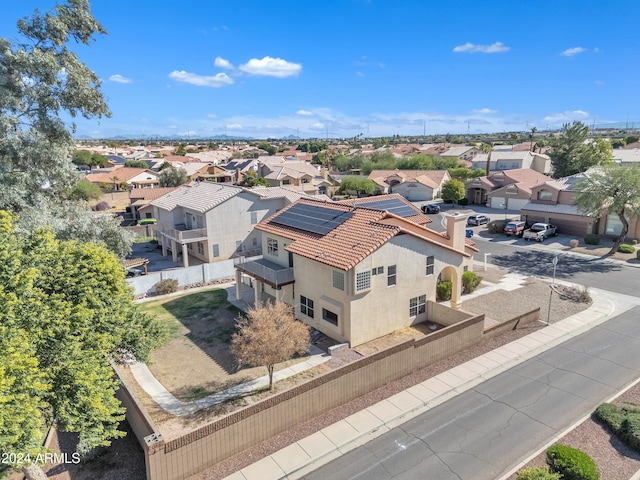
[[320, 165, 328, 180], [445, 213, 467, 252]]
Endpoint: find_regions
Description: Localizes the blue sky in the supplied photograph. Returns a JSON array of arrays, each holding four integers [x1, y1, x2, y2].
[[2, 0, 639, 139]]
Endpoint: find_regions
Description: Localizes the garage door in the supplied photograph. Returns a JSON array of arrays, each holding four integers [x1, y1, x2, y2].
[[490, 197, 505, 209], [522, 213, 545, 225], [549, 218, 588, 237]]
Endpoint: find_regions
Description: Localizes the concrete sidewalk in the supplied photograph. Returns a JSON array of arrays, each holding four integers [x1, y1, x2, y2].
[[223, 286, 640, 480]]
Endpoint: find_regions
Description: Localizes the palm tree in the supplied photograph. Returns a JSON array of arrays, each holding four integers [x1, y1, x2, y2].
[[529, 127, 538, 151], [479, 143, 492, 177]]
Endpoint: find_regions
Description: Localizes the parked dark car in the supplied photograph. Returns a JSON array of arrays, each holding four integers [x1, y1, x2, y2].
[[422, 204, 441, 214], [467, 214, 489, 226]]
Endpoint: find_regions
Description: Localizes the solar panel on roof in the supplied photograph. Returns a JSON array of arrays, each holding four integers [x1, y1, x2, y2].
[[360, 198, 417, 218], [271, 203, 354, 235]]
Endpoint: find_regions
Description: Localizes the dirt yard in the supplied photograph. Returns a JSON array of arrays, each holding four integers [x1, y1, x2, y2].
[[139, 289, 312, 402]]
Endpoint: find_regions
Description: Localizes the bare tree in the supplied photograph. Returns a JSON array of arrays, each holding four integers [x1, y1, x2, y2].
[[231, 302, 310, 390]]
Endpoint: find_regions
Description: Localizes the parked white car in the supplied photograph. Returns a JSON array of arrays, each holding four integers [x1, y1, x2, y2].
[[523, 223, 558, 242]]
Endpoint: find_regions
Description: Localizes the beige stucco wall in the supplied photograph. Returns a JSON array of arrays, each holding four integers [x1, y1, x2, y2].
[[390, 182, 435, 201]]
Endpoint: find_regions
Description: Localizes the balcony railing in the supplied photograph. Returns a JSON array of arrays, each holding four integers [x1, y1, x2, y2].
[[235, 258, 295, 287], [159, 224, 208, 242]]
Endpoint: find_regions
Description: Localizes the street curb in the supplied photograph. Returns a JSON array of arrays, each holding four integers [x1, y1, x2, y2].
[[230, 288, 639, 480]]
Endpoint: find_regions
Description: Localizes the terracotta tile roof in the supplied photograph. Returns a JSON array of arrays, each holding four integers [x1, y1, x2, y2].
[[85, 167, 158, 184], [256, 198, 469, 271], [334, 194, 432, 225], [367, 169, 449, 188], [129, 187, 179, 201]]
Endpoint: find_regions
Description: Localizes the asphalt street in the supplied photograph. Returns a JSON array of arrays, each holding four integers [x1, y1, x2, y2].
[[302, 306, 640, 480]]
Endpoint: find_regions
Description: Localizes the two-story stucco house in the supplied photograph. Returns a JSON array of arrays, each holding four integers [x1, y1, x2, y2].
[[470, 150, 551, 175], [151, 183, 320, 268], [235, 197, 477, 347]]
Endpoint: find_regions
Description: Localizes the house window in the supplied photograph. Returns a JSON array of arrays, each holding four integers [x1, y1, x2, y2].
[[282, 179, 291, 185], [187, 243, 193, 250], [371, 266, 384, 276], [409, 295, 426, 317], [145, 212, 153, 219], [537, 190, 552, 201], [463, 265, 469, 272], [212, 244, 220, 257], [236, 240, 242, 252], [250, 211, 258, 225], [387, 265, 397, 286], [300, 296, 314, 318], [426, 256, 435, 276], [301, 178, 309, 184], [252, 237, 258, 246], [322, 308, 338, 326], [332, 270, 345, 291], [356, 271, 371, 291], [267, 238, 278, 256], [197, 242, 204, 255]]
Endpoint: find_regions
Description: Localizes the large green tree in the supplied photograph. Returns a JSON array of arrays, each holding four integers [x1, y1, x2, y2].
[[340, 176, 376, 196], [574, 164, 640, 255], [549, 122, 614, 178], [441, 179, 466, 204], [0, 211, 167, 479], [158, 166, 189, 187], [0, 1, 133, 257]]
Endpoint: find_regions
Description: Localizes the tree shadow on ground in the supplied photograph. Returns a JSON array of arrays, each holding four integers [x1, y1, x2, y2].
[[490, 249, 622, 279]]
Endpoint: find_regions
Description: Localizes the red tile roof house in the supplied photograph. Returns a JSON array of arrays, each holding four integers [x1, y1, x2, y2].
[[368, 169, 451, 201], [235, 196, 478, 347], [84, 167, 160, 190], [465, 168, 552, 210]]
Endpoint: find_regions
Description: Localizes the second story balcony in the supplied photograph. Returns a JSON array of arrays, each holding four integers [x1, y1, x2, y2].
[[159, 223, 208, 242], [235, 258, 295, 288]]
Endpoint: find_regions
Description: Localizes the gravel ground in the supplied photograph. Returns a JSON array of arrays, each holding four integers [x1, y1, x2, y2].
[[507, 381, 640, 480]]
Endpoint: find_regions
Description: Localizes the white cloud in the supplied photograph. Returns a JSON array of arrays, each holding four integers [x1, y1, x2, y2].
[[168, 71, 234, 87], [542, 110, 589, 124], [309, 122, 326, 131], [109, 74, 132, 84], [214, 56, 234, 69], [453, 42, 510, 54], [356, 71, 365, 77], [594, 80, 604, 86], [296, 110, 313, 116], [207, 113, 218, 118], [560, 47, 586, 57], [238, 56, 302, 78], [473, 108, 497, 114]]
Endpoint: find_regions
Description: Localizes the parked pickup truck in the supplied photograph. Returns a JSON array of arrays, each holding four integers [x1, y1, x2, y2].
[[522, 223, 558, 242]]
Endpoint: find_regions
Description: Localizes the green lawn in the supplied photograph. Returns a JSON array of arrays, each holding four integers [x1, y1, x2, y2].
[[139, 288, 243, 339]]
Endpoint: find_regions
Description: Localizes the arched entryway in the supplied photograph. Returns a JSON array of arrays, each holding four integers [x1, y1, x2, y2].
[[438, 265, 462, 309]]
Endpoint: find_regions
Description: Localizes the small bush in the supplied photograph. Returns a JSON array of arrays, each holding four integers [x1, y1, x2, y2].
[[583, 234, 600, 245], [632, 239, 638, 245], [94, 201, 110, 211], [596, 403, 640, 453], [546, 444, 600, 480], [462, 271, 483, 294], [618, 243, 635, 254], [488, 219, 510, 234], [595, 403, 626, 431], [457, 198, 469, 206], [436, 281, 452, 301], [517, 466, 561, 480], [569, 239, 579, 248], [154, 278, 179, 295]]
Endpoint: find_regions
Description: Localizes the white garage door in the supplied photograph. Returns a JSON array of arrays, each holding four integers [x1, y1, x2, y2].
[[490, 197, 528, 211]]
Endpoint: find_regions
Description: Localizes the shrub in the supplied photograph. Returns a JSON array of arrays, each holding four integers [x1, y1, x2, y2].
[[595, 403, 626, 431], [488, 219, 510, 234], [546, 444, 600, 480], [583, 234, 600, 245], [436, 281, 452, 301], [517, 466, 561, 480], [569, 239, 579, 248], [632, 239, 638, 245], [457, 198, 469, 206], [618, 243, 635, 254], [94, 201, 110, 211], [462, 271, 483, 294], [154, 279, 179, 295], [596, 403, 640, 453], [620, 414, 640, 452]]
